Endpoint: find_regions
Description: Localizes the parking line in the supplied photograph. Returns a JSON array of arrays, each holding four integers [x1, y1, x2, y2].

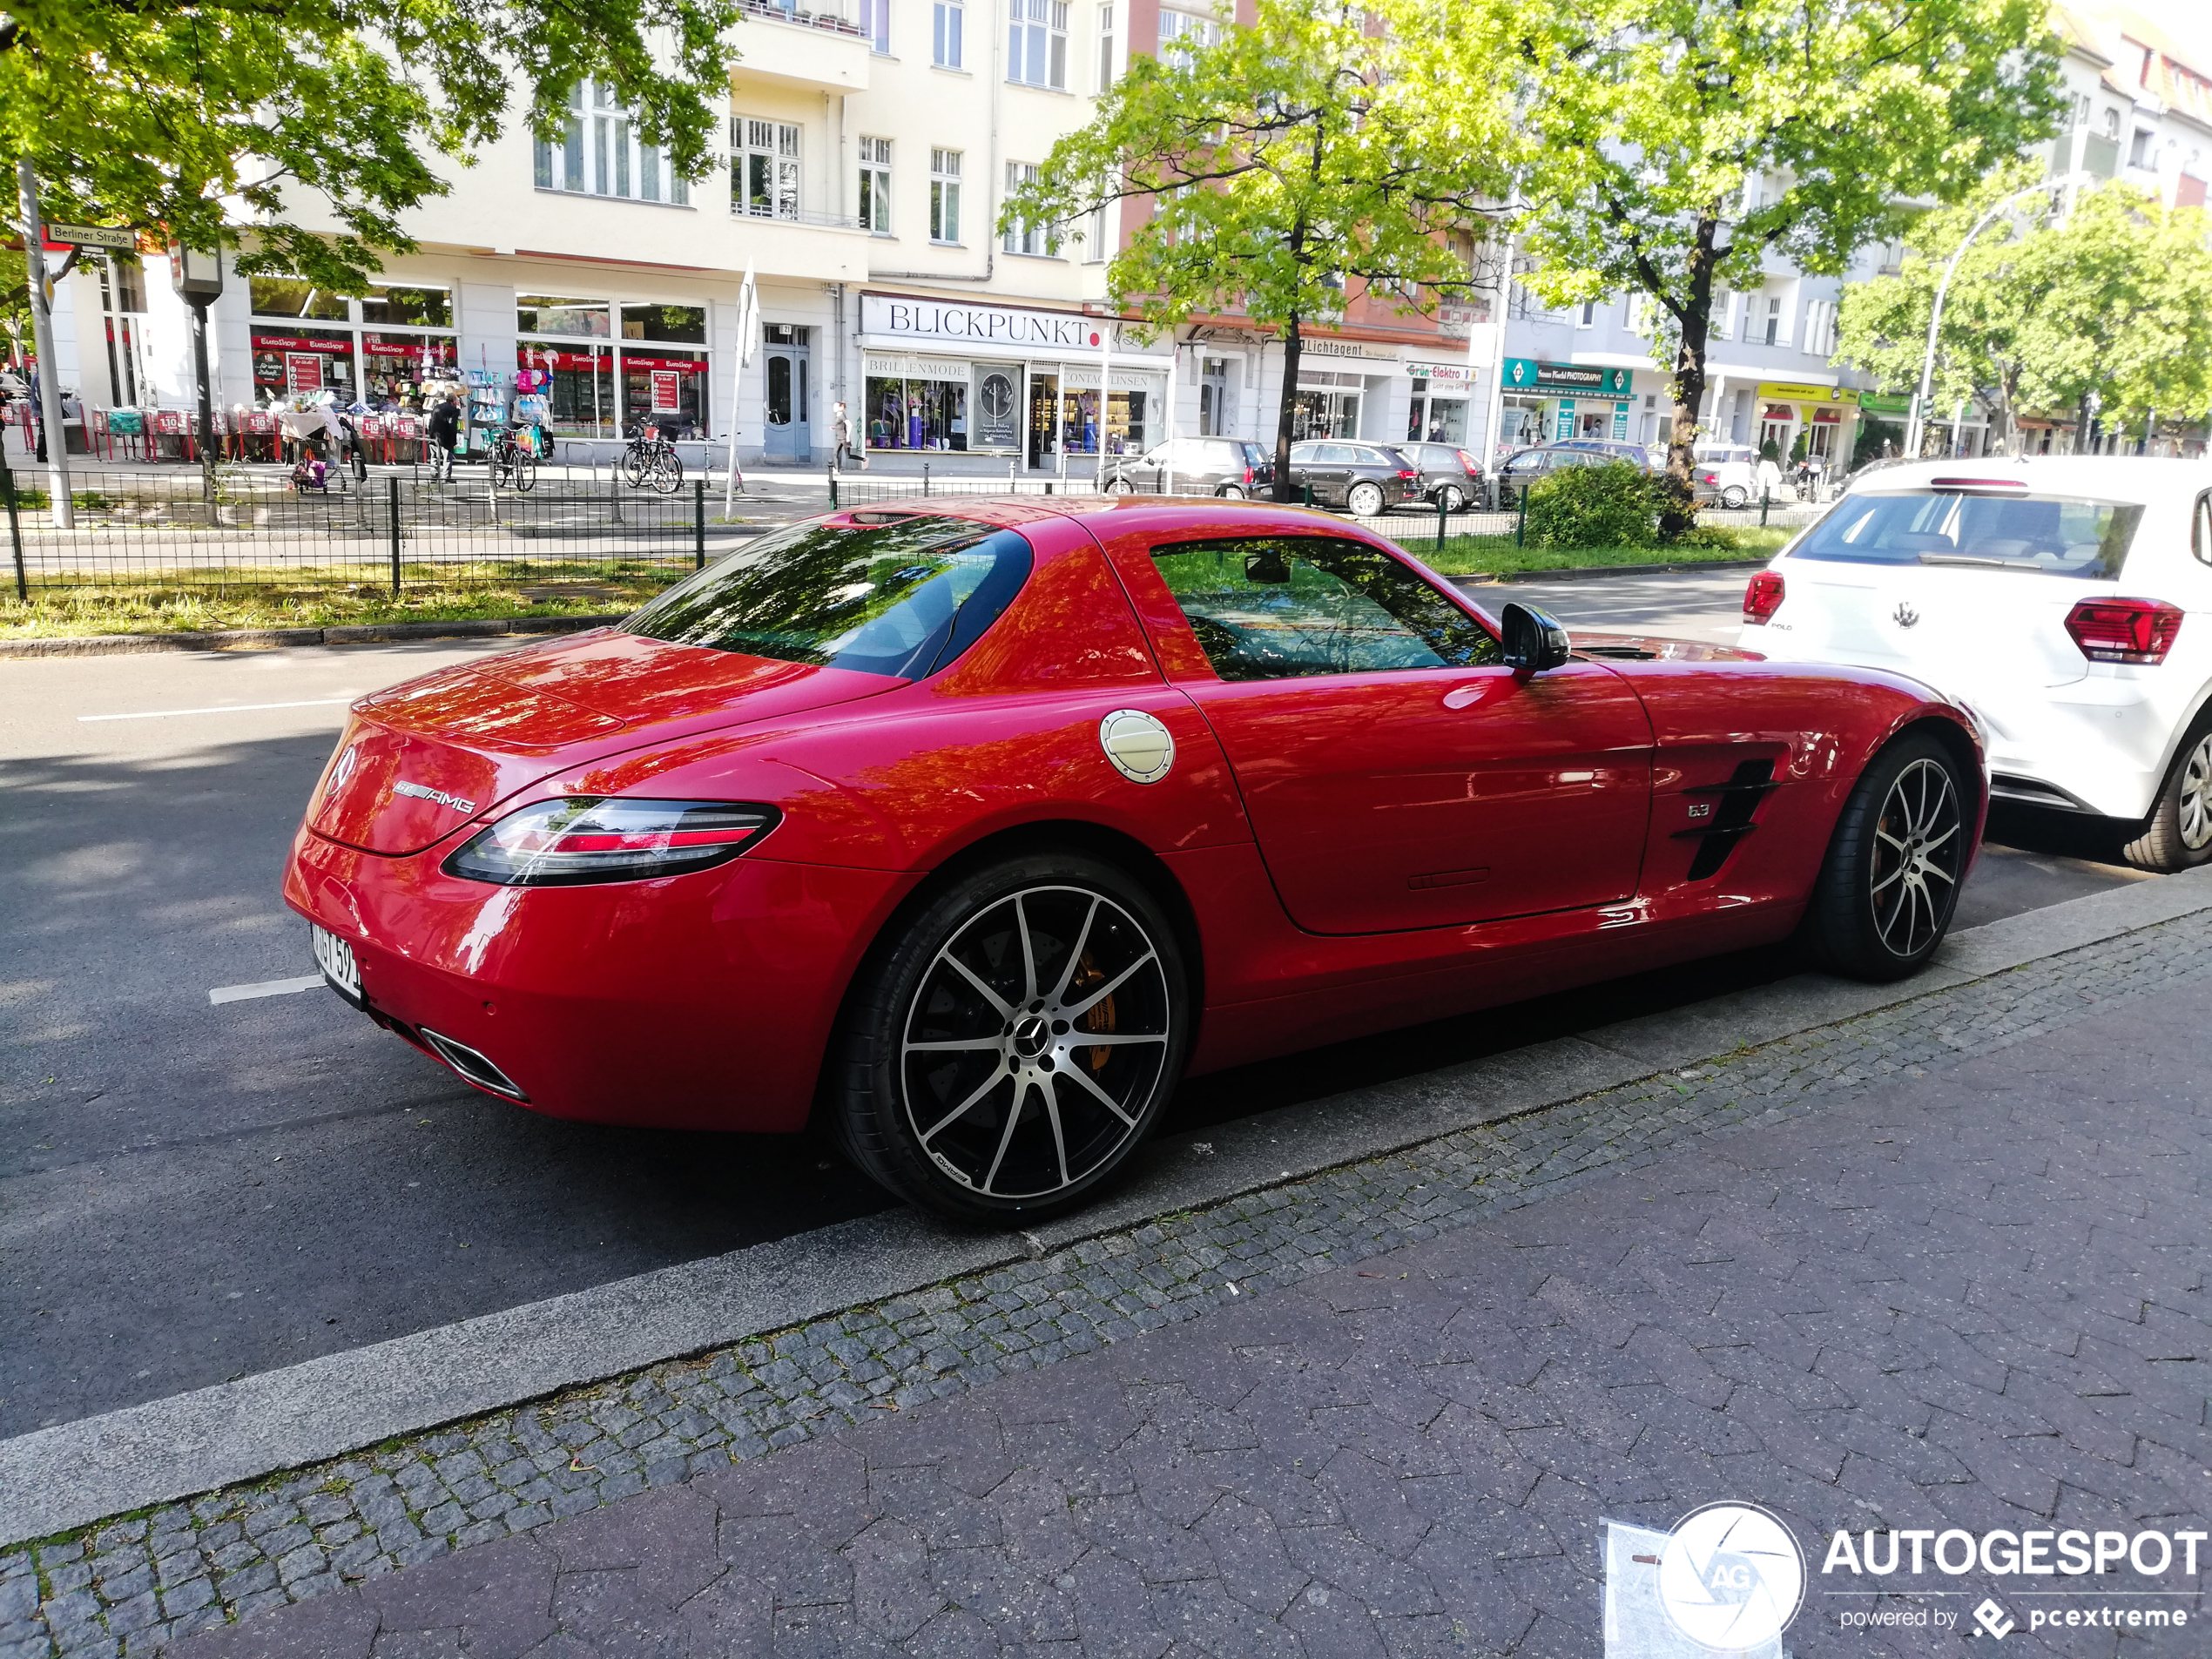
[[80, 698, 354, 723], [209, 975, 327, 1006]]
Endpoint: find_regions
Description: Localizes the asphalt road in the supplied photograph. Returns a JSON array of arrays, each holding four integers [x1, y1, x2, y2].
[[0, 595, 2151, 1439]]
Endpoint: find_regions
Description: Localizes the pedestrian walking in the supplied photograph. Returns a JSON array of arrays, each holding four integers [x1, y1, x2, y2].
[[425, 394, 460, 482], [831, 400, 858, 471]]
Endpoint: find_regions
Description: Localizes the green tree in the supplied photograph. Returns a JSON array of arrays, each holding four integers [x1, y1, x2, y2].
[[1003, 0, 1511, 501], [0, 0, 738, 292], [1417, 0, 2064, 535]]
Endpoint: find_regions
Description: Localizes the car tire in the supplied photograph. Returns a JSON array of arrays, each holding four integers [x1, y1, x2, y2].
[[2121, 715, 2212, 873], [1435, 485, 1465, 515], [1217, 484, 1245, 500], [830, 852, 1191, 1224], [1720, 485, 1749, 509], [1347, 481, 1386, 517], [1800, 733, 1972, 981], [1107, 476, 1135, 496]]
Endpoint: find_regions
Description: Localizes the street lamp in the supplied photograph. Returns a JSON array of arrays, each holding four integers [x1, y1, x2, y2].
[[170, 244, 223, 496], [1904, 173, 2090, 460]]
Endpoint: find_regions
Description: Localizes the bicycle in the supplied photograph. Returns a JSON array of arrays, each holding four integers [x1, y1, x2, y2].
[[620, 424, 684, 494], [488, 425, 538, 492]]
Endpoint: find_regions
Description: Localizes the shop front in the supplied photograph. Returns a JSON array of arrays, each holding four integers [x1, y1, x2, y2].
[[248, 279, 459, 409], [251, 328, 354, 400], [1755, 381, 1859, 463], [1405, 360, 1479, 446], [1495, 359, 1635, 454], [859, 293, 1166, 466]]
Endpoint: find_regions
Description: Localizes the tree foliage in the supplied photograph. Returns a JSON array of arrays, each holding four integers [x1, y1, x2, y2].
[[1837, 179, 2212, 448], [1413, 0, 2063, 533], [0, 0, 738, 291], [1004, 0, 1512, 499]]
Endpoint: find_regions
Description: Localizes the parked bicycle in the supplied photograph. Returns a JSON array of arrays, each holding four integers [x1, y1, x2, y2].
[[621, 422, 684, 494], [488, 425, 538, 492]]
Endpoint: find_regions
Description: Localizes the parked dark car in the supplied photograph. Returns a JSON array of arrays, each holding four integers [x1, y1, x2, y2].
[[1102, 436, 1275, 497], [1492, 443, 1613, 508], [1554, 438, 1662, 472], [1395, 440, 1490, 512], [1285, 440, 1422, 516]]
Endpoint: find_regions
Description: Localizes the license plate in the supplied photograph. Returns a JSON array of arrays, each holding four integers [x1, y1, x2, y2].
[[311, 924, 365, 1007]]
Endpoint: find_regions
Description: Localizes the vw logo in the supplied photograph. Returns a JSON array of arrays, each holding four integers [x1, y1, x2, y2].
[[1892, 602, 1920, 629]]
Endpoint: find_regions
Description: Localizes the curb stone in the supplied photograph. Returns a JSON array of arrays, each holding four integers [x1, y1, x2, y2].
[[0, 614, 631, 658], [4, 909, 2209, 1655]]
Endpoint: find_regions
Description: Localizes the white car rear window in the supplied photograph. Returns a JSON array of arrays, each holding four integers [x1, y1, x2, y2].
[[1792, 489, 2144, 579]]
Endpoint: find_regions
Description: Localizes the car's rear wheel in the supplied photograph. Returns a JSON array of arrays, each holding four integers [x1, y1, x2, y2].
[[1435, 485, 1465, 515], [1217, 484, 1245, 500], [1801, 734, 1971, 981], [1347, 480, 1386, 517], [1720, 485, 1749, 509], [1107, 475, 1135, 496], [2121, 716, 2212, 872], [831, 853, 1190, 1224]]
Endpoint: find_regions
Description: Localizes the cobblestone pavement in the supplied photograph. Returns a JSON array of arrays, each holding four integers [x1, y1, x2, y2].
[[5, 915, 2209, 1657]]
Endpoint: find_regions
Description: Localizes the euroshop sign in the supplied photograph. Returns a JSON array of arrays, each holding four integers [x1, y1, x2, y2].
[[861, 294, 1104, 354]]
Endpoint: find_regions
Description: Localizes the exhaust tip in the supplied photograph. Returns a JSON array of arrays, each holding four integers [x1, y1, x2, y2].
[[418, 1027, 529, 1102]]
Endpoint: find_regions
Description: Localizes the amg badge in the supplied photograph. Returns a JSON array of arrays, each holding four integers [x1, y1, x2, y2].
[[391, 780, 477, 813]]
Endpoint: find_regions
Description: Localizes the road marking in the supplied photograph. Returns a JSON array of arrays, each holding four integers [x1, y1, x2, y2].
[[79, 698, 353, 723], [209, 975, 326, 1006]]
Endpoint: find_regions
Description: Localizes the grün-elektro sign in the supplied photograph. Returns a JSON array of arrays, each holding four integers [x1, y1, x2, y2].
[[1500, 358, 1632, 396]]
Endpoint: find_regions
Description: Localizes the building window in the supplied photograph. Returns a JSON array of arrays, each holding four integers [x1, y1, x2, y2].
[[536, 81, 689, 205], [1008, 0, 1068, 88], [1802, 298, 1838, 357], [1097, 4, 1115, 91], [860, 0, 891, 53], [734, 116, 802, 220], [1002, 162, 1050, 254], [1764, 295, 1784, 346], [930, 148, 962, 242], [1157, 4, 1217, 62], [859, 137, 894, 233], [1084, 199, 1108, 263], [2103, 107, 2121, 138], [934, 0, 963, 65], [1576, 300, 1596, 329]]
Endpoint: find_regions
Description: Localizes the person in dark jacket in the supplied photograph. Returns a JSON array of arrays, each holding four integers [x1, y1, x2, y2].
[[425, 395, 460, 481]]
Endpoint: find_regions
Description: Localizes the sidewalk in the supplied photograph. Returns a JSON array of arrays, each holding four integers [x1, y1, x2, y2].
[[5, 911, 2201, 1657]]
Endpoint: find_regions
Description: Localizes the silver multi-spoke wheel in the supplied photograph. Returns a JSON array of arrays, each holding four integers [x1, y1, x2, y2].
[[1868, 756, 1963, 958], [2178, 735, 2212, 851], [900, 884, 1173, 1202]]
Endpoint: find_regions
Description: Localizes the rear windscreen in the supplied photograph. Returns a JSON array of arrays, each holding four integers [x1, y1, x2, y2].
[[1792, 489, 2144, 578], [624, 516, 1031, 677]]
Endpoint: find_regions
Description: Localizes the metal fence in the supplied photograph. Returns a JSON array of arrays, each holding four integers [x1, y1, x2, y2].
[[0, 465, 748, 600]]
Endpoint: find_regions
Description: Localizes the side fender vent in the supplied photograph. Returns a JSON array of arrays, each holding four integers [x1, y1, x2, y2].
[[1675, 759, 1779, 881]]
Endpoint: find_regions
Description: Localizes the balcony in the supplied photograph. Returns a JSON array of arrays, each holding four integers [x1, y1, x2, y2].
[[730, 0, 873, 91]]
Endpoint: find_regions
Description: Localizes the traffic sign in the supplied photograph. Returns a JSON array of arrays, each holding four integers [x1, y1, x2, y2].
[[44, 223, 135, 250]]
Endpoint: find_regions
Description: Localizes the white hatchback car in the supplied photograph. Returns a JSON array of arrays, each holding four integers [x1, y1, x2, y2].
[[1738, 456, 2212, 871]]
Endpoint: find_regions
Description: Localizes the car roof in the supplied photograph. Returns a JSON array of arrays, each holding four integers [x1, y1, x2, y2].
[[1847, 455, 2212, 503]]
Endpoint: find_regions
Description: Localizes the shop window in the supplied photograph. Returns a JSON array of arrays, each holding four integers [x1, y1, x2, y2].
[[859, 138, 894, 234], [624, 348, 709, 435], [361, 286, 452, 329], [1002, 163, 1051, 255], [930, 149, 962, 242], [537, 81, 690, 206], [362, 334, 457, 404], [1008, 0, 1068, 88], [519, 343, 617, 436], [1157, 4, 1217, 63], [249, 278, 349, 322], [934, 0, 963, 66], [622, 303, 707, 344], [734, 118, 803, 220], [1097, 3, 1114, 91], [867, 372, 969, 451], [517, 295, 610, 337]]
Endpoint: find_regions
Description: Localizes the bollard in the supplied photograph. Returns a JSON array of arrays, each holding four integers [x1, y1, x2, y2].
[[1760, 489, 1770, 527], [923, 462, 932, 498], [693, 477, 707, 570], [827, 466, 840, 509], [1303, 482, 1313, 507], [1435, 492, 1447, 558], [388, 475, 402, 596], [1008, 457, 1018, 489], [3, 465, 24, 603], [1514, 487, 1527, 548], [1045, 481, 1054, 495]]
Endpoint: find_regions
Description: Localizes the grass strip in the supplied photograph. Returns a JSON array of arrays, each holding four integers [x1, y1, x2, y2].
[[1382, 525, 1794, 577]]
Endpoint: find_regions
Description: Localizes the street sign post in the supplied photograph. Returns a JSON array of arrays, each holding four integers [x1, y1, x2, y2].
[[44, 223, 135, 251]]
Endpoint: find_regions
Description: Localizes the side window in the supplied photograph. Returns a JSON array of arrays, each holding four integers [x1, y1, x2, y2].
[[2195, 493, 2212, 566], [1150, 537, 1501, 681]]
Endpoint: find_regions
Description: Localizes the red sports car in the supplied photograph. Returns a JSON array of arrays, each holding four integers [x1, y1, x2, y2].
[[285, 498, 1983, 1221]]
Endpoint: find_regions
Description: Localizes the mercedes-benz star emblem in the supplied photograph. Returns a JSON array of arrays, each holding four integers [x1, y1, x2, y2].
[[1892, 602, 1920, 629]]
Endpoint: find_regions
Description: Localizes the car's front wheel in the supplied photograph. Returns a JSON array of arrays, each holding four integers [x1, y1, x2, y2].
[[1106, 475, 1135, 496], [1720, 485, 1749, 509], [1435, 485, 1465, 515], [1347, 480, 1386, 517], [2121, 716, 2212, 872], [1217, 484, 1245, 500], [1801, 734, 1971, 981], [830, 853, 1190, 1224]]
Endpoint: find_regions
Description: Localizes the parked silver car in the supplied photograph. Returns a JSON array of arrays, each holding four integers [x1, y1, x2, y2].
[[1395, 440, 1490, 512], [1101, 436, 1276, 497]]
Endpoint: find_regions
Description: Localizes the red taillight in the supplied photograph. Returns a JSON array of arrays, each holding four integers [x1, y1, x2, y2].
[[1243, 464, 1254, 485], [2065, 597, 2183, 664], [443, 797, 779, 886], [1698, 471, 1718, 485], [1398, 469, 1420, 481], [1743, 570, 1785, 624], [1455, 448, 1480, 473]]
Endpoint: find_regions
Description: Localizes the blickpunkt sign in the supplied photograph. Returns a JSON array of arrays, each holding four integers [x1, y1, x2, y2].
[[862, 294, 1105, 352]]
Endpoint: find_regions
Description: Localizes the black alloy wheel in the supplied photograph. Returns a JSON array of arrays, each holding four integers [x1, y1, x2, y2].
[[1801, 733, 1971, 981]]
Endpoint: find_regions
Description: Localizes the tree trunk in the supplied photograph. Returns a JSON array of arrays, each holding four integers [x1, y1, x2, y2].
[[1272, 312, 1303, 502], [1659, 219, 1721, 543]]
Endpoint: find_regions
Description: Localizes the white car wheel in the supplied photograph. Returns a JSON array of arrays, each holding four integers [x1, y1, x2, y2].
[[1720, 485, 1749, 509], [1347, 481, 1386, 517]]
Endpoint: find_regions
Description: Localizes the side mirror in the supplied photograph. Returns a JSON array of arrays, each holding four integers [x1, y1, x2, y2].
[[1500, 602, 1572, 672]]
